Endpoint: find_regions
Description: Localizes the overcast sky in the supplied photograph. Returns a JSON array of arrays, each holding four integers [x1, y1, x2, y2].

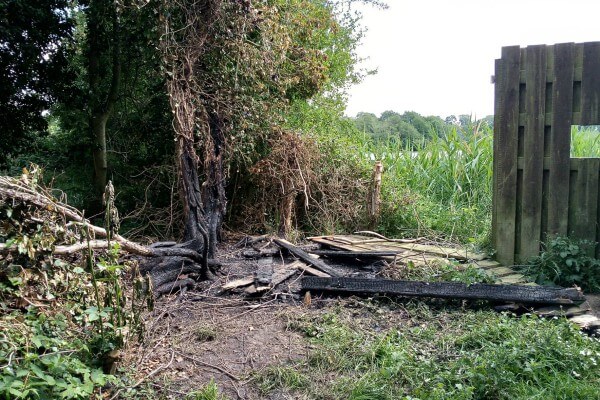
[[345, 0, 600, 119]]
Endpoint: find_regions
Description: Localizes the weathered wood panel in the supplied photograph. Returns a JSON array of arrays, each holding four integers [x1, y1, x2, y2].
[[569, 158, 600, 256], [493, 41, 600, 267], [493, 46, 521, 265], [580, 42, 600, 125], [547, 43, 574, 236], [520, 45, 547, 260]]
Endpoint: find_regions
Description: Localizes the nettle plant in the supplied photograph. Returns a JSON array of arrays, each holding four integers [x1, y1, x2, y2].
[[519, 235, 600, 293]]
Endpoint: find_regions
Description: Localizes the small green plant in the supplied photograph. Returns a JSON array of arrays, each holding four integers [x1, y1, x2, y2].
[[194, 324, 218, 343], [518, 235, 600, 292], [186, 380, 229, 400], [255, 366, 308, 394], [1, 168, 147, 399]]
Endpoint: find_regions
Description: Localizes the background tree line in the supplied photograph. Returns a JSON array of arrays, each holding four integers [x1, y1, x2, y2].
[[352, 110, 493, 148]]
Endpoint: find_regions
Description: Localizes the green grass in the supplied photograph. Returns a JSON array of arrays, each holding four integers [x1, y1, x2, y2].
[[359, 122, 493, 247], [261, 304, 600, 400], [571, 126, 600, 158]]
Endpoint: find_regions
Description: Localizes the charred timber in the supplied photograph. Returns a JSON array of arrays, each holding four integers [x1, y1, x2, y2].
[[302, 277, 585, 305], [273, 238, 340, 277]]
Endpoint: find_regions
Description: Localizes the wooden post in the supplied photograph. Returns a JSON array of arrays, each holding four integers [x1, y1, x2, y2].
[[367, 161, 383, 228]]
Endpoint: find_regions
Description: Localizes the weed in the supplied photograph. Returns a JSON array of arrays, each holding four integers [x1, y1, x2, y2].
[[186, 380, 229, 400], [255, 366, 309, 394], [194, 324, 218, 343], [383, 260, 494, 285], [258, 308, 600, 400], [517, 235, 600, 293]]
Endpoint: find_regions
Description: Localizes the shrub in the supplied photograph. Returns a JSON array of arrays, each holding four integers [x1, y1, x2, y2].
[[518, 235, 600, 293]]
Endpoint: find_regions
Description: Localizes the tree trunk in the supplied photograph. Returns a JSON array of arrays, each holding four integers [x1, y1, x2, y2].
[[87, 0, 121, 197], [202, 110, 227, 258], [91, 113, 108, 194]]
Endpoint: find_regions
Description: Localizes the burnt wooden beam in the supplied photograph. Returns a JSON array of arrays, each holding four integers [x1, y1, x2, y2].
[[302, 277, 585, 305], [273, 238, 340, 277]]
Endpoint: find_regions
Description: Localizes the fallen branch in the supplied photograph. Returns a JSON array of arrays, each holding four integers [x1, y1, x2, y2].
[[0, 175, 211, 293], [302, 277, 585, 305]]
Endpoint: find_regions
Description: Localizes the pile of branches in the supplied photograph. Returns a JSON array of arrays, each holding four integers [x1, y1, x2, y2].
[[0, 169, 216, 295]]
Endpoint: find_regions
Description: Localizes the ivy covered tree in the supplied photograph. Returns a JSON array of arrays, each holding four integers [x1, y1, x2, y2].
[[160, 0, 366, 258]]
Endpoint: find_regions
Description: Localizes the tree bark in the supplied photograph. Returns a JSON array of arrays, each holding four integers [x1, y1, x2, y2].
[[88, 0, 121, 195], [202, 110, 227, 258]]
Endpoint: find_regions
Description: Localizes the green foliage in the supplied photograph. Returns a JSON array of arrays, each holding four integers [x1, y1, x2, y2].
[[268, 309, 600, 399], [0, 0, 74, 166], [186, 380, 230, 400], [0, 312, 112, 399], [1, 169, 147, 398], [571, 126, 600, 157], [255, 366, 309, 394], [354, 111, 447, 148], [365, 121, 493, 246], [385, 261, 494, 285], [517, 235, 600, 293]]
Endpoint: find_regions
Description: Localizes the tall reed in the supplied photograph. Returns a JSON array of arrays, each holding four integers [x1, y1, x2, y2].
[[363, 123, 493, 247]]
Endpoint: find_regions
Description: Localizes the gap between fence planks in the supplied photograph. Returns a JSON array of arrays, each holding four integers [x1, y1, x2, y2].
[[301, 277, 585, 305]]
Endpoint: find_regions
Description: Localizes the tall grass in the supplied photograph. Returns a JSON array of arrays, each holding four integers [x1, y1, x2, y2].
[[361, 122, 493, 247], [571, 126, 600, 157]]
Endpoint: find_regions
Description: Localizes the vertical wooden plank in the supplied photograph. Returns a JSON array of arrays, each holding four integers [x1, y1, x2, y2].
[[570, 159, 600, 252], [520, 45, 547, 261], [547, 43, 574, 236], [580, 42, 600, 125], [491, 59, 501, 250], [493, 46, 521, 265], [597, 166, 600, 259]]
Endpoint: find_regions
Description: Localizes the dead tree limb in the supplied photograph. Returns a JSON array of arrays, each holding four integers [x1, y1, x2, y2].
[[0, 176, 213, 294]]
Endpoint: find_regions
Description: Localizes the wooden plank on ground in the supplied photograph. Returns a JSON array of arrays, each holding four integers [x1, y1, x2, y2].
[[580, 41, 600, 124], [377, 242, 487, 261], [309, 237, 373, 252], [548, 42, 574, 236], [474, 260, 503, 269], [270, 262, 300, 287], [520, 44, 547, 261], [273, 238, 340, 277], [569, 314, 600, 329], [297, 262, 330, 278], [535, 303, 591, 318], [255, 257, 274, 285], [222, 277, 254, 290], [497, 274, 528, 284], [484, 266, 516, 277], [493, 46, 521, 266], [309, 250, 403, 258], [301, 277, 585, 305]]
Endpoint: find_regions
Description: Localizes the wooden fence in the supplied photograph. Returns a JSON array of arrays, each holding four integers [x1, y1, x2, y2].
[[492, 42, 600, 265]]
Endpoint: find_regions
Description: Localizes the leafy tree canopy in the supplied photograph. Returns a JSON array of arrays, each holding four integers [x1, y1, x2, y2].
[[0, 0, 73, 165]]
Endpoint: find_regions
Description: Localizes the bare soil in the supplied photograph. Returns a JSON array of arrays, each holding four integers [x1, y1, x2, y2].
[[119, 239, 600, 399]]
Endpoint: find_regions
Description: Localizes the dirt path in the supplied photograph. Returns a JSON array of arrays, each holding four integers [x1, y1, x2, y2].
[[122, 292, 311, 399]]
